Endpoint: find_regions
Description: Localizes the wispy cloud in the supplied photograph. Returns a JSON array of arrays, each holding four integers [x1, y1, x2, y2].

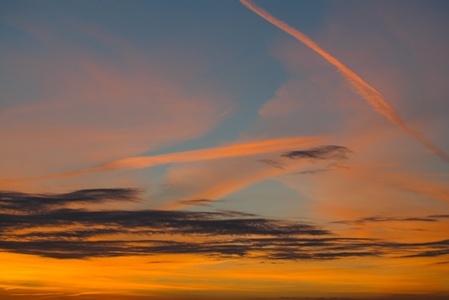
[[160, 145, 349, 210], [0, 19, 234, 191], [91, 136, 324, 172], [2, 136, 324, 184], [240, 0, 449, 162]]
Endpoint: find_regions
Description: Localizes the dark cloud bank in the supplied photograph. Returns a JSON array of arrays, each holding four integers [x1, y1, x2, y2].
[[1, 188, 448, 260]]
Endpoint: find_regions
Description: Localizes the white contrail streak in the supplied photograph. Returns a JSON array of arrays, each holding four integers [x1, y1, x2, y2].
[[241, 0, 449, 163]]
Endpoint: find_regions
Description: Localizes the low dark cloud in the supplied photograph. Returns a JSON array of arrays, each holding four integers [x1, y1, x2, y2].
[[258, 159, 285, 169], [0, 188, 139, 214], [428, 215, 449, 219], [334, 215, 449, 225], [282, 145, 350, 161], [0, 188, 448, 260]]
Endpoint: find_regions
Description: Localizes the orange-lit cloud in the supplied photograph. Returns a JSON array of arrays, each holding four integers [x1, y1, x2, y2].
[[240, 0, 449, 163], [161, 146, 349, 210], [0, 22, 234, 190], [160, 159, 296, 210], [0, 136, 324, 185], [280, 158, 449, 225], [96, 136, 324, 171]]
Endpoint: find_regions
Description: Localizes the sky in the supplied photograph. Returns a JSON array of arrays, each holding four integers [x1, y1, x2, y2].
[[1, 0, 449, 299]]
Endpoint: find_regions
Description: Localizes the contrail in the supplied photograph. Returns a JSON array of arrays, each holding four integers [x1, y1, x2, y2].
[[240, 0, 449, 163], [95, 136, 322, 170], [1, 136, 323, 183]]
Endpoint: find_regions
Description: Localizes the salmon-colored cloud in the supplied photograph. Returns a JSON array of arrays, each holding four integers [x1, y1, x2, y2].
[[96, 136, 324, 171], [0, 136, 323, 184], [241, 0, 449, 162], [159, 145, 349, 210], [159, 158, 299, 210], [0, 21, 234, 191]]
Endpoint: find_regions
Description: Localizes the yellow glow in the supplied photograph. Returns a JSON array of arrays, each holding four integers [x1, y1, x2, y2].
[[1, 252, 448, 299]]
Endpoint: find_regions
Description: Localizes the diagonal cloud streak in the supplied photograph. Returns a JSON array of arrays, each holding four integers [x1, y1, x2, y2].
[[99, 136, 323, 170], [162, 145, 351, 210], [2, 136, 324, 183], [240, 0, 449, 163]]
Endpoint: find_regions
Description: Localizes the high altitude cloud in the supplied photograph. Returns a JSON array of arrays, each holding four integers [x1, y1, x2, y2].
[[1, 188, 448, 260], [0, 18, 233, 188], [240, 0, 449, 163], [2, 136, 324, 183], [161, 145, 350, 210]]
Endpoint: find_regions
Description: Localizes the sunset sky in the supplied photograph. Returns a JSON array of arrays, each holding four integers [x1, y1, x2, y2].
[[1, 0, 449, 299]]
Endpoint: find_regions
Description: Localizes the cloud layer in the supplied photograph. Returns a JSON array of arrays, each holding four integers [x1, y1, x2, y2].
[[1, 188, 448, 260]]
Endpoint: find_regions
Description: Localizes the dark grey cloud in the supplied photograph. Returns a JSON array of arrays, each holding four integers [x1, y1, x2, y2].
[[428, 214, 449, 219], [258, 159, 285, 169], [0, 188, 139, 214], [258, 145, 350, 170], [282, 145, 350, 161], [334, 215, 449, 225], [0, 188, 448, 260]]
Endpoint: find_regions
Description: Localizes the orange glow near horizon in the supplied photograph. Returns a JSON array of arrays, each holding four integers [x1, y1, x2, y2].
[[1, 252, 448, 300]]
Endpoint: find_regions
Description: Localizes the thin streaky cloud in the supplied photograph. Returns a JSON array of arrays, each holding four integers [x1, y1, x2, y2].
[[240, 0, 449, 163], [162, 145, 350, 210], [333, 216, 441, 225], [101, 136, 323, 170], [1, 136, 324, 183]]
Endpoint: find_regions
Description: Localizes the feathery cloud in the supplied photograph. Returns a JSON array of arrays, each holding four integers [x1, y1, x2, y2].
[[240, 0, 449, 162]]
